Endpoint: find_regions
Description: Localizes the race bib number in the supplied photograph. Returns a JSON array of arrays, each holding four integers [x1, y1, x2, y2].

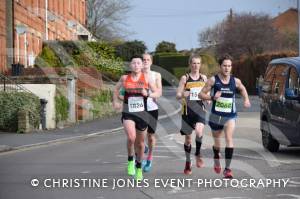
[[189, 87, 202, 101], [128, 97, 144, 112], [215, 97, 233, 113]]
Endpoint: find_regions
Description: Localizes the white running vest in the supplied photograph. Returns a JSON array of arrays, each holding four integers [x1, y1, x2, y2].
[[147, 71, 159, 111]]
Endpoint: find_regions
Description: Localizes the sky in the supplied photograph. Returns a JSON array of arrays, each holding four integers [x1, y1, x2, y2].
[[126, 0, 297, 52]]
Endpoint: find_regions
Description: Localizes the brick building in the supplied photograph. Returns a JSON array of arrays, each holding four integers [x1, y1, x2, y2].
[[0, 0, 92, 73]]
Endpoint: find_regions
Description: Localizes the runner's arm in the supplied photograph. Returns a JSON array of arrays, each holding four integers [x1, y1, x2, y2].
[[113, 76, 125, 109], [155, 72, 162, 98], [235, 78, 251, 108], [148, 77, 161, 98], [176, 75, 187, 100], [199, 77, 214, 100]]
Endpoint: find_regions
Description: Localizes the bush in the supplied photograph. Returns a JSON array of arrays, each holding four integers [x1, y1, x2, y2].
[[35, 41, 125, 80], [155, 41, 177, 53], [114, 40, 147, 61], [34, 46, 63, 67], [90, 90, 116, 118], [0, 92, 40, 132], [173, 67, 188, 79], [55, 95, 69, 122], [153, 53, 189, 73], [233, 51, 298, 94]]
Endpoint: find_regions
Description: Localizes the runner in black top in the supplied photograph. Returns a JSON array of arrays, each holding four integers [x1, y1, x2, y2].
[[176, 55, 208, 175]]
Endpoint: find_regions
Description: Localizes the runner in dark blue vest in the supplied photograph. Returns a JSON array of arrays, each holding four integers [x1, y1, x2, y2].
[[199, 54, 251, 178]]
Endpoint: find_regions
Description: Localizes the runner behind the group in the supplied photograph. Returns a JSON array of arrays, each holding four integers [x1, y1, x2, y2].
[[142, 53, 162, 172]]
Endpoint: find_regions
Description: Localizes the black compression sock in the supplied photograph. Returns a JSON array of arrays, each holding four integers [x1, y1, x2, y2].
[[184, 144, 192, 162], [225, 147, 234, 169], [128, 156, 134, 161], [213, 146, 220, 159], [195, 136, 203, 156]]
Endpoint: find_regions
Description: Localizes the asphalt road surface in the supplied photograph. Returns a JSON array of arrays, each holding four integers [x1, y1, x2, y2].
[[0, 89, 299, 199]]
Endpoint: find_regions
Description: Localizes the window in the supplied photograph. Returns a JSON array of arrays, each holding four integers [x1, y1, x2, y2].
[[272, 64, 289, 95], [288, 67, 300, 96]]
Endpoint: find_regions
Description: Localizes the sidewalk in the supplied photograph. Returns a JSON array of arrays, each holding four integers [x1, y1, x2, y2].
[[0, 98, 181, 153], [0, 95, 259, 153]]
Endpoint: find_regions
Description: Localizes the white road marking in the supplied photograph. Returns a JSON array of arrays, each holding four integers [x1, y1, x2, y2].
[[276, 194, 300, 199], [234, 154, 292, 164], [154, 150, 184, 153], [80, 171, 91, 174], [116, 154, 171, 158], [287, 177, 300, 187], [155, 146, 178, 148], [210, 197, 252, 199]]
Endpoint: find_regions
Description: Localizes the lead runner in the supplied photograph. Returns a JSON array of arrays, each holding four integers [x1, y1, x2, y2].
[[199, 54, 251, 178], [113, 55, 160, 180]]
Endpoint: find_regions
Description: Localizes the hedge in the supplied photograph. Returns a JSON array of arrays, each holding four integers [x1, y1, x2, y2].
[[233, 51, 298, 94], [0, 91, 40, 132], [153, 53, 219, 79], [153, 53, 189, 73], [173, 67, 188, 79]]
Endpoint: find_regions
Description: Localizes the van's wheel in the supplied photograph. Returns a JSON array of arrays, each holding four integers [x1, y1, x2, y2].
[[261, 127, 280, 152]]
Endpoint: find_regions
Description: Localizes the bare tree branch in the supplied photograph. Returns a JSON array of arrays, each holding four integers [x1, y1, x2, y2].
[[87, 0, 131, 41]]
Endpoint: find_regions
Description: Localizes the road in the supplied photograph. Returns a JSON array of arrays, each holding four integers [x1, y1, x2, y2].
[[0, 89, 299, 199]]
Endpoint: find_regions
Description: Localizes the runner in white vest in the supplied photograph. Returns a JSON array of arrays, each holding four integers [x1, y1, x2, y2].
[[142, 53, 162, 172]]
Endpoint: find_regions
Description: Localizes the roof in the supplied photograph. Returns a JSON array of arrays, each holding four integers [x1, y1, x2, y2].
[[272, 8, 298, 33], [269, 57, 300, 74]]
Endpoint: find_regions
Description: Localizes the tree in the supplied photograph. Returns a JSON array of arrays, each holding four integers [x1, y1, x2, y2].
[[198, 22, 226, 48], [87, 0, 131, 41], [198, 12, 278, 58], [155, 41, 177, 53], [114, 40, 147, 61]]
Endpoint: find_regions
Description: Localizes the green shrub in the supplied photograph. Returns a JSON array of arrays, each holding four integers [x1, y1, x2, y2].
[[0, 91, 40, 132], [114, 40, 147, 61], [87, 41, 116, 60], [35, 46, 63, 67], [35, 41, 125, 79], [155, 41, 177, 53], [173, 67, 188, 79], [153, 54, 189, 73], [55, 95, 69, 122], [90, 90, 116, 118]]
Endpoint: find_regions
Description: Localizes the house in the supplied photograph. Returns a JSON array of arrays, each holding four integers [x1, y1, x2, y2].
[[0, 0, 92, 73]]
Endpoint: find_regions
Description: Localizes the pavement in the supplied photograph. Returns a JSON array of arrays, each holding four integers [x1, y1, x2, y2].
[[0, 90, 182, 153], [0, 93, 260, 154]]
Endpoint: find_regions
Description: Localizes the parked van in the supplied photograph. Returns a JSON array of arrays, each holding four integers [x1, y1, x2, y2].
[[260, 57, 300, 152]]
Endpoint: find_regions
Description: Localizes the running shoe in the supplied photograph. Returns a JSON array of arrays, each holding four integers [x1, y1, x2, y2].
[[214, 158, 221, 174], [127, 160, 135, 176], [223, 168, 233, 179], [135, 168, 143, 180], [143, 160, 152, 172], [184, 161, 192, 175], [195, 155, 204, 168], [213, 152, 222, 174], [142, 159, 147, 168]]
